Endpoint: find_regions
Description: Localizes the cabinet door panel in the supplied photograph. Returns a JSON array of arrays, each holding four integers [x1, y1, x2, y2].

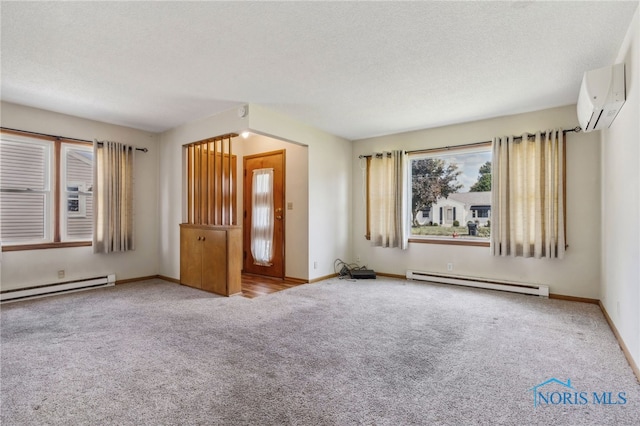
[[180, 227, 203, 288], [226, 228, 242, 295], [201, 229, 227, 295]]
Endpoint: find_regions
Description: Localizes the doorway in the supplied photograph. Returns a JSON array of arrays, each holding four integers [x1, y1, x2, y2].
[[243, 150, 285, 278]]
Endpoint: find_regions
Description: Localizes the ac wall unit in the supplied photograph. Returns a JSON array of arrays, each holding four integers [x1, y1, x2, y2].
[[577, 63, 626, 132]]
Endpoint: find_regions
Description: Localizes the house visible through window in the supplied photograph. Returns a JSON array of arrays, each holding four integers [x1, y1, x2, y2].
[[62, 145, 93, 241], [409, 144, 492, 243], [0, 131, 93, 248]]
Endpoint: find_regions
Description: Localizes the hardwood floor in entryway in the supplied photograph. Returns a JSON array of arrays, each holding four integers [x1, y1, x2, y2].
[[241, 274, 307, 298]]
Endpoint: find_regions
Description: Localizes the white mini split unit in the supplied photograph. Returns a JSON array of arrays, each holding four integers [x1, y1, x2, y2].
[[577, 63, 626, 132]]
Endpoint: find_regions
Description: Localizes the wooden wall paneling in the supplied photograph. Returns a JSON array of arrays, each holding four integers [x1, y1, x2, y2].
[[227, 136, 233, 225], [218, 139, 224, 225], [187, 144, 193, 223], [213, 139, 219, 225], [200, 142, 208, 224], [194, 144, 201, 224]]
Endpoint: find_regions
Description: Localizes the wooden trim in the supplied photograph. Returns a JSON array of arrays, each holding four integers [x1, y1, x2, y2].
[[599, 301, 640, 383], [156, 275, 181, 284], [194, 144, 200, 224], [0, 128, 58, 141], [187, 144, 193, 224], [184, 133, 239, 146], [240, 272, 307, 285], [308, 273, 338, 283], [549, 293, 599, 305], [408, 141, 492, 157], [1, 241, 92, 252], [242, 149, 286, 161], [212, 139, 218, 224], [53, 139, 61, 242], [114, 275, 182, 285], [203, 142, 209, 224], [57, 138, 92, 147], [281, 149, 287, 279], [218, 139, 224, 224], [376, 272, 406, 279], [408, 238, 490, 247], [228, 136, 233, 226], [284, 276, 309, 285], [115, 275, 159, 285]]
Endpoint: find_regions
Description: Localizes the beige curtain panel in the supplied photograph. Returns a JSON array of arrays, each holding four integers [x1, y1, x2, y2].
[[491, 130, 565, 259], [368, 150, 408, 249], [93, 141, 135, 253]]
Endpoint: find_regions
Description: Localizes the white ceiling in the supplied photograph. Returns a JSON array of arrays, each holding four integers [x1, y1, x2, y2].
[[1, 1, 637, 140]]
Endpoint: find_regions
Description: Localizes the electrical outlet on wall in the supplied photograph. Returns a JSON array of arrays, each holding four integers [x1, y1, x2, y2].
[[447, 263, 453, 272], [58, 270, 65, 279]]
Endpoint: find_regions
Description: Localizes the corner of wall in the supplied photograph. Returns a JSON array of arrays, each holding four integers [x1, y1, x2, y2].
[[600, 4, 640, 372]]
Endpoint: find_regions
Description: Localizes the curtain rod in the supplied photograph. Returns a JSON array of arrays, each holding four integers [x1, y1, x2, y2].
[[359, 126, 581, 159], [0, 127, 149, 152]]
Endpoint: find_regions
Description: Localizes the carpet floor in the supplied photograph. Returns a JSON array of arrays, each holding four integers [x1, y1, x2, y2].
[[1, 277, 639, 425]]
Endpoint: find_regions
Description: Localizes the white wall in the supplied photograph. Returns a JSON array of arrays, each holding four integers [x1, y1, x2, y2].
[[240, 134, 309, 281], [0, 102, 160, 291], [158, 104, 351, 282], [601, 8, 640, 369], [352, 105, 601, 299], [247, 104, 352, 281], [158, 107, 247, 281]]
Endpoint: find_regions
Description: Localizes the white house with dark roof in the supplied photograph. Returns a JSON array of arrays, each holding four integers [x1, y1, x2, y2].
[[418, 191, 491, 227]]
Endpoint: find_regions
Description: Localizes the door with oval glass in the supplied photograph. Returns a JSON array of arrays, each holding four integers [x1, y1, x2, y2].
[[243, 150, 285, 278]]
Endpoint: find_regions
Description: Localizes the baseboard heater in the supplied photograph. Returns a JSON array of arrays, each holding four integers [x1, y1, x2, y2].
[[406, 270, 549, 297], [0, 274, 116, 303]]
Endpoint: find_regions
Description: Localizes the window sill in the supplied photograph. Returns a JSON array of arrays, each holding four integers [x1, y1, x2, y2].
[[408, 237, 490, 247], [1, 241, 92, 252]]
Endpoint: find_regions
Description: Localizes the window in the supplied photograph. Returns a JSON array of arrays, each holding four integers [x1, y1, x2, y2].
[[0, 131, 93, 249], [409, 144, 492, 244], [61, 144, 94, 241], [471, 205, 491, 219]]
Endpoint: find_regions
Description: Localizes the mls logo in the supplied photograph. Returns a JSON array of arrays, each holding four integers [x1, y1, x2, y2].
[[529, 378, 627, 408]]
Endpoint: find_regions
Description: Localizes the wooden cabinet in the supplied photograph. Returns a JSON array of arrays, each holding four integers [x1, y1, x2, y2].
[[180, 224, 242, 296]]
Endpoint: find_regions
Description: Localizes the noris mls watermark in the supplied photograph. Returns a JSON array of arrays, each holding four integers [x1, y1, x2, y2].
[[529, 378, 627, 408]]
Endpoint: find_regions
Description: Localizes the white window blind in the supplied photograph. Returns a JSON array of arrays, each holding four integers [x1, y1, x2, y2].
[[0, 137, 52, 244]]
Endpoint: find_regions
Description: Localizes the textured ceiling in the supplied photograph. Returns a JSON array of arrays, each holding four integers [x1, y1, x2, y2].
[[1, 1, 637, 140]]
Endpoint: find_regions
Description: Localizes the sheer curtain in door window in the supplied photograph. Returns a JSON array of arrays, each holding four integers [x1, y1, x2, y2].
[[251, 168, 274, 266], [491, 130, 565, 259], [93, 141, 135, 253], [368, 150, 409, 249]]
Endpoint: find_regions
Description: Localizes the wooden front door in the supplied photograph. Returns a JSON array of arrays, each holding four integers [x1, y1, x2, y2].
[[243, 150, 285, 278]]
